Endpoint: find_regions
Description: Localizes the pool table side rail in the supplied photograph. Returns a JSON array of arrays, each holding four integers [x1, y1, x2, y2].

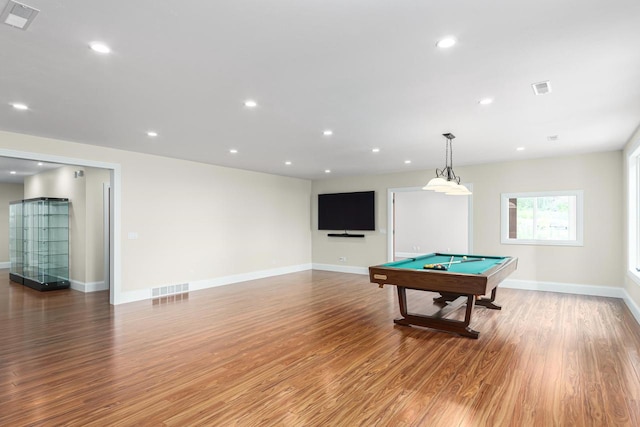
[[484, 256, 518, 289]]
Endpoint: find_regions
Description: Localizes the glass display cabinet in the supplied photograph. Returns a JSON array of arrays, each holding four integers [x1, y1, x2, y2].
[[9, 200, 23, 283], [9, 197, 70, 291]]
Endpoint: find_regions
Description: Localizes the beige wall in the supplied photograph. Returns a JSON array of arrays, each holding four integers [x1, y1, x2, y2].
[[1, 130, 312, 297], [24, 166, 110, 286], [85, 168, 110, 283], [4, 128, 624, 301], [0, 183, 24, 263], [313, 150, 623, 287], [118, 153, 312, 288], [25, 166, 87, 283]]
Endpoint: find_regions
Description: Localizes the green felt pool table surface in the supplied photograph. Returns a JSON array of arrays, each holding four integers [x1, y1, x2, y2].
[[382, 253, 510, 275]]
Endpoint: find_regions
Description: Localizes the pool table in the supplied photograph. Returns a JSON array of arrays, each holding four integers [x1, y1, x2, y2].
[[369, 253, 517, 338]]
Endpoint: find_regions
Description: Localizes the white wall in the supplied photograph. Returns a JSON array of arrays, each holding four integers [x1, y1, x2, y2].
[[25, 166, 87, 284], [0, 183, 24, 266], [85, 168, 110, 285], [313, 150, 623, 288], [1, 130, 312, 302], [394, 189, 468, 257], [2, 128, 624, 302], [24, 166, 110, 289]]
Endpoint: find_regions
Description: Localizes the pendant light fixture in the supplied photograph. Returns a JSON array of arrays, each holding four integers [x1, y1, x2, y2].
[[422, 133, 472, 195]]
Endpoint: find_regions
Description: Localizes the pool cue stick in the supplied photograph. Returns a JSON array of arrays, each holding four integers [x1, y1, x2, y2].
[[448, 256, 454, 269], [447, 258, 485, 265], [423, 257, 486, 269]]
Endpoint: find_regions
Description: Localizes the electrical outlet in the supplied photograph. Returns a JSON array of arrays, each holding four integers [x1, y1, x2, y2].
[[339, 256, 346, 262]]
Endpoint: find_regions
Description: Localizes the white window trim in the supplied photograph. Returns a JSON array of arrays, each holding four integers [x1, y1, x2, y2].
[[627, 143, 640, 284], [500, 190, 584, 246]]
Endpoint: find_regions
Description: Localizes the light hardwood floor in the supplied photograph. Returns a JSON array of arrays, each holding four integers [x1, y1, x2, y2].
[[2, 269, 640, 426]]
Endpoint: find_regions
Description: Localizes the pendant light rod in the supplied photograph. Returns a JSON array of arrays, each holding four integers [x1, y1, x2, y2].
[[437, 133, 460, 184]]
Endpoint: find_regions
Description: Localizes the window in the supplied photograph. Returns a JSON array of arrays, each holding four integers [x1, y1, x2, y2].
[[501, 191, 583, 246]]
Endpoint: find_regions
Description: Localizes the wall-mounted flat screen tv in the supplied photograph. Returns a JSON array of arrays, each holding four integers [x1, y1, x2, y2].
[[318, 191, 375, 231]]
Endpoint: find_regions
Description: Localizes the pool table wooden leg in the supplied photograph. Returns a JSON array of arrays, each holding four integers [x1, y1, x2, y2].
[[396, 285, 409, 317], [393, 287, 480, 339], [475, 287, 501, 310]]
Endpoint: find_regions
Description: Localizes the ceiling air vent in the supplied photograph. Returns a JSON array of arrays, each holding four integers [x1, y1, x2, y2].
[[532, 80, 552, 95], [1, 1, 39, 30]]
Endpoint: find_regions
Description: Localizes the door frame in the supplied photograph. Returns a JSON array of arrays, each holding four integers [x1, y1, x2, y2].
[[0, 148, 121, 305]]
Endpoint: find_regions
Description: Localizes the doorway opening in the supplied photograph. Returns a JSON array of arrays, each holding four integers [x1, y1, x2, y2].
[[387, 186, 473, 262], [0, 148, 121, 305]]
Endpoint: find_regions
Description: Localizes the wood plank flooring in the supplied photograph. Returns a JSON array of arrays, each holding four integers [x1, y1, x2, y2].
[[2, 269, 640, 426]]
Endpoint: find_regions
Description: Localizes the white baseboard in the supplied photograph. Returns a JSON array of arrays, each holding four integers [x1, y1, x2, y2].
[[116, 263, 313, 305], [622, 288, 640, 325], [189, 263, 313, 292], [0, 261, 10, 269], [312, 263, 369, 275], [501, 279, 625, 298], [485, 279, 640, 326], [70, 280, 108, 293]]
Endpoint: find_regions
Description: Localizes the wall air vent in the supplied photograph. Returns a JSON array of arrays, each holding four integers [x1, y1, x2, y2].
[[1, 1, 39, 30], [152, 283, 190, 298], [532, 80, 552, 95]]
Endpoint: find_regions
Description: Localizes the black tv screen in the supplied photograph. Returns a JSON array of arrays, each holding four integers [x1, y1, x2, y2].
[[318, 191, 375, 231]]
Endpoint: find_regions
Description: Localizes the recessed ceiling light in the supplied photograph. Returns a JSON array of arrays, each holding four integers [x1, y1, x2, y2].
[[9, 171, 16, 174], [244, 100, 257, 108], [37, 162, 43, 166], [479, 98, 493, 105], [436, 37, 456, 48], [404, 160, 412, 164], [229, 149, 238, 154], [516, 147, 525, 151], [285, 161, 292, 165], [323, 130, 333, 136], [372, 148, 380, 153], [11, 103, 28, 110], [324, 169, 331, 173], [89, 42, 111, 54], [146, 131, 158, 137]]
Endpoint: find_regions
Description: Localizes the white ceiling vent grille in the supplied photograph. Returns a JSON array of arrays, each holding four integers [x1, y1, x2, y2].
[[532, 80, 552, 95], [1, 1, 39, 30]]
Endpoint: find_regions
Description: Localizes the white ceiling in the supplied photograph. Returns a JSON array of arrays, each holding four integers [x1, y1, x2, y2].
[[0, 157, 62, 184], [1, 0, 639, 181]]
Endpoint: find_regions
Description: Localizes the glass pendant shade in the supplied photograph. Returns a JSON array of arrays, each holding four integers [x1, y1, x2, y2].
[[445, 184, 472, 195], [422, 177, 452, 191]]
